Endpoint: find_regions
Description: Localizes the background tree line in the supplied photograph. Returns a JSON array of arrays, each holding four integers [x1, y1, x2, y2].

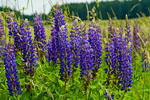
[[60, 0, 150, 20], [0, 0, 150, 23]]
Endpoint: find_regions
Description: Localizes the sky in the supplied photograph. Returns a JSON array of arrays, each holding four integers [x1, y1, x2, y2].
[[0, 0, 109, 15]]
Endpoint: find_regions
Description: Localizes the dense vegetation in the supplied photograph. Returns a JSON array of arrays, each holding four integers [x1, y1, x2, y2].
[[0, 1, 150, 100]]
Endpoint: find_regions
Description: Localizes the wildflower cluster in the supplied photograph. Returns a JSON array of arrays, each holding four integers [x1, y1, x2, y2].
[[0, 3, 148, 100], [105, 18, 133, 93]]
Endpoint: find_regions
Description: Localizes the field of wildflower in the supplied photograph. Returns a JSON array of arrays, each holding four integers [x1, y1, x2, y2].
[[0, 2, 150, 100]]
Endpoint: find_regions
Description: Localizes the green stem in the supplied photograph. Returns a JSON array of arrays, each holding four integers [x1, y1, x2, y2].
[[30, 74, 33, 97], [16, 96, 19, 100], [64, 78, 67, 90], [143, 72, 146, 100]]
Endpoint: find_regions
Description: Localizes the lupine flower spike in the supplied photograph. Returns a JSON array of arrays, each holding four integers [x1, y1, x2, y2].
[[53, 3, 67, 54], [49, 3, 67, 64], [105, 20, 119, 86], [0, 19, 5, 46], [141, 50, 149, 72], [105, 17, 133, 96], [80, 32, 94, 95], [0, 19, 6, 65], [3, 41, 22, 96], [33, 13, 47, 63], [88, 22, 102, 78], [19, 19, 38, 75], [47, 39, 52, 63], [7, 13, 22, 52], [133, 22, 140, 52], [49, 25, 58, 63], [70, 19, 81, 79], [121, 15, 133, 92], [53, 4, 72, 89], [59, 26, 72, 88]]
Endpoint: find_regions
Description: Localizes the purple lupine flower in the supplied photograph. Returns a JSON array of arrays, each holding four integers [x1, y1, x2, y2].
[[105, 40, 117, 86], [106, 20, 119, 76], [80, 32, 94, 94], [7, 14, 22, 51], [105, 23, 115, 85], [52, 4, 72, 81], [53, 4, 66, 53], [50, 25, 58, 63], [47, 39, 52, 63], [125, 16, 132, 43], [80, 32, 94, 81], [121, 42, 133, 92], [105, 19, 133, 92], [112, 30, 119, 75], [49, 4, 66, 64], [105, 43, 111, 73], [117, 28, 124, 84], [110, 41, 116, 74], [58, 26, 72, 80], [3, 41, 22, 96], [104, 92, 114, 100], [33, 13, 47, 59], [70, 19, 81, 69], [120, 25, 124, 35], [121, 18, 133, 92], [108, 20, 115, 39], [105, 24, 119, 86], [105, 40, 118, 74], [0, 19, 6, 65], [20, 19, 37, 75], [133, 22, 140, 52], [79, 22, 86, 37], [0, 19, 5, 45], [88, 22, 102, 78], [141, 51, 149, 72]]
